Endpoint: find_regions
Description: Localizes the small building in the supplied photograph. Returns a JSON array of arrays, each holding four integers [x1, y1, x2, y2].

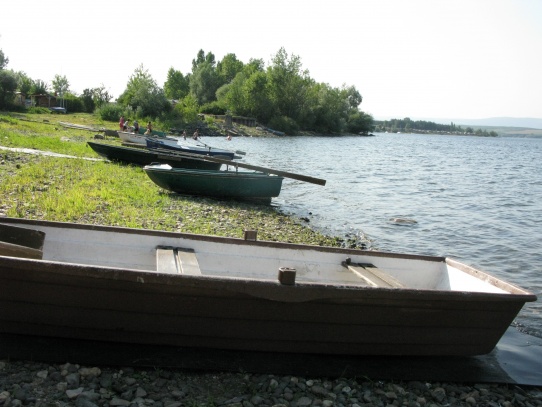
[[13, 92, 28, 107], [30, 94, 57, 108]]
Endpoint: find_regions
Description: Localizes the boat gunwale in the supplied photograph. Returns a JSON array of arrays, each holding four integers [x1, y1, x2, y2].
[[0, 217, 537, 302]]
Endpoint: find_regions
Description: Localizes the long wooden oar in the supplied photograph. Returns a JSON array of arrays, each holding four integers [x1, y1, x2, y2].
[[188, 137, 247, 156], [154, 149, 326, 186]]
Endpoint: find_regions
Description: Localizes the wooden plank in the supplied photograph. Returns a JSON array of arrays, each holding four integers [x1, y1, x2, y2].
[[0, 224, 45, 250], [0, 241, 43, 260], [0, 224, 45, 259], [346, 263, 403, 288], [176, 248, 201, 275], [156, 248, 179, 274]]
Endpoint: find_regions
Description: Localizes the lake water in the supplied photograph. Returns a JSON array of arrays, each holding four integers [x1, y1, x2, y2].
[[210, 132, 542, 341]]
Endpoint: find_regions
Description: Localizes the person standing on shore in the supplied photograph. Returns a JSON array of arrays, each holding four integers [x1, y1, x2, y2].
[[144, 122, 152, 135]]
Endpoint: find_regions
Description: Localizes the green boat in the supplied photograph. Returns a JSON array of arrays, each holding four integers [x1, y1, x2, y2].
[[87, 142, 222, 170], [144, 164, 284, 203]]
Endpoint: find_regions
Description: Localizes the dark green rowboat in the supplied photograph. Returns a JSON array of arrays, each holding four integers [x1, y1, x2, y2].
[[87, 142, 222, 170], [144, 164, 284, 203]]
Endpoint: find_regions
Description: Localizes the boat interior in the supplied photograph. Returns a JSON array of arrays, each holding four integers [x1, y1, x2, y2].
[[0, 220, 517, 295]]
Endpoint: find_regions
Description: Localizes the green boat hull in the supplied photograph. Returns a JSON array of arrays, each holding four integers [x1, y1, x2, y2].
[[144, 165, 284, 203]]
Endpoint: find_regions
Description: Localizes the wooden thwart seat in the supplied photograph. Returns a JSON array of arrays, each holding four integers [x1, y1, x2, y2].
[[343, 261, 403, 288], [156, 247, 201, 275]]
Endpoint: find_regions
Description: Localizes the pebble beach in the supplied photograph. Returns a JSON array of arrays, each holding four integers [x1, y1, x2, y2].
[[1, 360, 541, 407]]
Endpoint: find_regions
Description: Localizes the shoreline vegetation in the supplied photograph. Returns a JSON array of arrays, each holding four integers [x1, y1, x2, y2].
[[0, 111, 366, 247], [1, 111, 542, 405]]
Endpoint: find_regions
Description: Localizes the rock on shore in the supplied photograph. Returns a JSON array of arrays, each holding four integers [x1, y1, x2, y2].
[[1, 360, 541, 407]]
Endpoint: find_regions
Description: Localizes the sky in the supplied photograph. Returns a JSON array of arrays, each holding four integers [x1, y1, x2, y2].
[[1, 0, 541, 121]]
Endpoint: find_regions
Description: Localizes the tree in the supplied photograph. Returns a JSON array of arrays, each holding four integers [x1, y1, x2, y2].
[[174, 94, 199, 123], [163, 67, 189, 100], [341, 85, 362, 109], [92, 84, 112, 108], [14, 71, 33, 95], [216, 53, 244, 85], [192, 49, 215, 72], [0, 49, 8, 70], [81, 89, 95, 113], [51, 74, 69, 96], [242, 71, 274, 122], [267, 48, 310, 124], [0, 70, 18, 109], [190, 61, 220, 105], [346, 111, 374, 134], [308, 83, 349, 133], [117, 64, 169, 118], [30, 79, 48, 95]]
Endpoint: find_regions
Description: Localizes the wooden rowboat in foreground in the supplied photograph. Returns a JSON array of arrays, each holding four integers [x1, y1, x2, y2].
[[0, 217, 537, 356]]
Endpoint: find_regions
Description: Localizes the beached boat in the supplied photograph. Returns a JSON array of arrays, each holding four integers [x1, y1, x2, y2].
[[146, 137, 236, 160], [144, 164, 284, 203], [86, 141, 222, 170], [117, 131, 171, 145], [0, 217, 536, 356]]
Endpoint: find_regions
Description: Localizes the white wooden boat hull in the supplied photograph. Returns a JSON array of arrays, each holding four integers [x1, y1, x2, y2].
[[117, 131, 147, 144], [0, 218, 536, 356]]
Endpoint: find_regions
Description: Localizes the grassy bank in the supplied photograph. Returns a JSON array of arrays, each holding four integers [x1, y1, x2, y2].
[[0, 111, 345, 246]]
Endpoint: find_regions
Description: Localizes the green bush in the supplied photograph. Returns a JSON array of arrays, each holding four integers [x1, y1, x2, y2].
[[268, 115, 299, 135], [27, 107, 51, 114], [2, 103, 26, 113], [199, 101, 225, 115], [63, 94, 84, 113], [96, 103, 125, 122]]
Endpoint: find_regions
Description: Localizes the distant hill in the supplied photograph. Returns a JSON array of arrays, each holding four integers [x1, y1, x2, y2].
[[374, 117, 542, 130], [452, 117, 542, 129]]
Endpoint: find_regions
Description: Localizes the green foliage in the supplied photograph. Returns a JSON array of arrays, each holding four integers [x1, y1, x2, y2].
[[374, 118, 496, 136], [27, 107, 50, 114], [199, 101, 225, 115], [216, 53, 244, 85], [267, 48, 310, 122], [96, 103, 125, 122], [174, 94, 199, 123], [163, 68, 189, 100], [0, 70, 18, 109], [15, 71, 33, 95], [51, 74, 69, 96], [190, 60, 220, 105], [81, 89, 95, 113], [117, 64, 170, 118], [30, 79, 49, 95], [346, 111, 374, 134], [91, 85, 113, 108], [268, 116, 299, 134], [4, 46, 371, 136], [0, 49, 8, 70], [62, 93, 84, 113]]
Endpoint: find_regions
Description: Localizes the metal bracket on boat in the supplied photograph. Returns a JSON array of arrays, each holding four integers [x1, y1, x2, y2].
[[278, 267, 297, 285], [244, 230, 257, 241]]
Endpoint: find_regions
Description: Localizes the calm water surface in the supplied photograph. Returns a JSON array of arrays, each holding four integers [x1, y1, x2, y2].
[[212, 132, 542, 339]]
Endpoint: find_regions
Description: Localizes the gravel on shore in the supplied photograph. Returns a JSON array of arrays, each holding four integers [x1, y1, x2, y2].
[[1, 360, 541, 407]]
